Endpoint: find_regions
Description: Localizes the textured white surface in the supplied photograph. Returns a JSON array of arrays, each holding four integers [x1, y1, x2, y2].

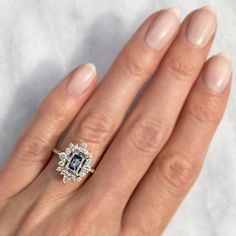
[[0, 0, 236, 235]]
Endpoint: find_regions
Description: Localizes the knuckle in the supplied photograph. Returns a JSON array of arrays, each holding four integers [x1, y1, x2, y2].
[[123, 217, 165, 236], [39, 96, 69, 124], [72, 110, 111, 147], [74, 200, 115, 235], [165, 54, 198, 81], [187, 97, 222, 126], [127, 118, 165, 154], [14, 134, 49, 164], [73, 213, 91, 235], [121, 226, 148, 236], [120, 52, 151, 78], [159, 152, 197, 191]]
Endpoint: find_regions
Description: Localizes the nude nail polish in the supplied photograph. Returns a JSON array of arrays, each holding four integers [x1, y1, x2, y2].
[[67, 64, 96, 96], [203, 52, 231, 93], [145, 8, 180, 50], [186, 6, 216, 47]]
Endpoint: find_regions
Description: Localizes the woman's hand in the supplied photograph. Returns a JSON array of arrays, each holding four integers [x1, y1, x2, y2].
[[0, 6, 231, 236]]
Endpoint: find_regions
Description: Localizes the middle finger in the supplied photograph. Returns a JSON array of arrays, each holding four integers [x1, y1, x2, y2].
[[85, 6, 216, 207]]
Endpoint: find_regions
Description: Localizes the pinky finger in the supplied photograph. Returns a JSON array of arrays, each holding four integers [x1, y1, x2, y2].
[[0, 64, 97, 201], [122, 53, 231, 235]]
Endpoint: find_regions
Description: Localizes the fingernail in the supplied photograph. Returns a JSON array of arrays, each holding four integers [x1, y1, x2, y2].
[[186, 6, 216, 47], [203, 52, 231, 93], [67, 64, 96, 96], [145, 8, 180, 50]]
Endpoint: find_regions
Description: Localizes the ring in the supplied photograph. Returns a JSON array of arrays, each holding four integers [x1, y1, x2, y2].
[[52, 142, 95, 184]]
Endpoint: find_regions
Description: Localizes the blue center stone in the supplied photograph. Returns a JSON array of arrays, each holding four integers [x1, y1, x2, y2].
[[66, 151, 86, 175]]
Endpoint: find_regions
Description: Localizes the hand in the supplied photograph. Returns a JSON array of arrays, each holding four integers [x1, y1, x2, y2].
[[0, 6, 231, 236]]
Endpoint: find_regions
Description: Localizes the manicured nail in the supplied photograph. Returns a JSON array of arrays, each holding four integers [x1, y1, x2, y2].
[[186, 6, 216, 47], [67, 64, 96, 96], [145, 8, 180, 50], [203, 52, 231, 93]]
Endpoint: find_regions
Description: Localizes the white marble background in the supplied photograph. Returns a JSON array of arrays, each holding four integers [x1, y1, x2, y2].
[[0, 0, 236, 235]]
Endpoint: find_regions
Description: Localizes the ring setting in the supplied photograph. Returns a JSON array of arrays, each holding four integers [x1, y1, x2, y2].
[[53, 142, 94, 184]]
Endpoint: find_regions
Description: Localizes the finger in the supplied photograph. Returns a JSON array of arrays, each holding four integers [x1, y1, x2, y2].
[[122, 53, 231, 235], [0, 64, 97, 200], [86, 6, 217, 206], [40, 8, 180, 191]]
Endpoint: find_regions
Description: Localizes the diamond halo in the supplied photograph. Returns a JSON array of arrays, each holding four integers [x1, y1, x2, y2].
[[55, 142, 94, 184]]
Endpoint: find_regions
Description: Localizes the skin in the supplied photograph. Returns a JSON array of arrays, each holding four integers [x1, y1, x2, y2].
[[0, 7, 231, 236]]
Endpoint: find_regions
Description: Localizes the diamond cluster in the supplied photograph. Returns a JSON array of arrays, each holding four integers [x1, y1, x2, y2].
[[56, 142, 93, 184]]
